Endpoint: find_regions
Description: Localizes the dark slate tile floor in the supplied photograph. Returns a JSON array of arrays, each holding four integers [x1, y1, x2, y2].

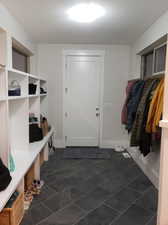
[[21, 148, 158, 225]]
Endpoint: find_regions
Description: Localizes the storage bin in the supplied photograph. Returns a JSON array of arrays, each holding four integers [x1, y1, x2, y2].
[[0, 192, 24, 225]]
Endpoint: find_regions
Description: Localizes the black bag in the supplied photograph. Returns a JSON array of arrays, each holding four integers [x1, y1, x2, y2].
[[0, 158, 12, 191], [29, 83, 37, 95], [29, 124, 43, 143]]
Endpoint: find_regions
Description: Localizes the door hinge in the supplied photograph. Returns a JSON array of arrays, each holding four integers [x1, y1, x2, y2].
[[65, 136, 68, 143], [65, 87, 68, 93], [65, 63, 68, 69], [65, 112, 68, 117]]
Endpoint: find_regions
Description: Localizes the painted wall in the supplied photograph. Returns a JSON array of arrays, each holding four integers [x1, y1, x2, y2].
[[128, 9, 168, 188], [0, 3, 37, 73], [130, 9, 168, 78], [37, 44, 130, 147]]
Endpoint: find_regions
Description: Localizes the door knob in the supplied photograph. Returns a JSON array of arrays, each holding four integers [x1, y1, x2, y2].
[[96, 113, 100, 117], [96, 107, 99, 111]]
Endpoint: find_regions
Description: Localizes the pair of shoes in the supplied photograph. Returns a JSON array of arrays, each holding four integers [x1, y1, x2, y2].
[[33, 179, 44, 191]]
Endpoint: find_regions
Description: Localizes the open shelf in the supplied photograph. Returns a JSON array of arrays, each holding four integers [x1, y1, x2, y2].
[[9, 99, 29, 152], [8, 69, 28, 98], [29, 96, 40, 124], [40, 94, 48, 117], [0, 69, 7, 99]]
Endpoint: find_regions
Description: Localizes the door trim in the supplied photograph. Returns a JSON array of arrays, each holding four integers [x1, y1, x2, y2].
[[62, 50, 105, 147]]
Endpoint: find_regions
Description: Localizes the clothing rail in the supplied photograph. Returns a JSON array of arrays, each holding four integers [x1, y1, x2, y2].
[[128, 78, 140, 82], [128, 73, 164, 83], [144, 73, 164, 80]]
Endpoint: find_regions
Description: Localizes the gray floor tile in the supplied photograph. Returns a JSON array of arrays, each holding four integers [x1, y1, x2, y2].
[[75, 187, 111, 211], [135, 186, 158, 212], [128, 174, 152, 193], [22, 202, 52, 225], [43, 187, 84, 212], [32, 185, 57, 205], [76, 204, 119, 225], [38, 204, 86, 225], [113, 204, 152, 225], [105, 187, 141, 213], [146, 216, 157, 225], [98, 173, 128, 195]]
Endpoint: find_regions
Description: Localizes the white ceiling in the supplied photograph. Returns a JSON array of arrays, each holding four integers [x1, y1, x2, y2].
[[2, 0, 168, 45]]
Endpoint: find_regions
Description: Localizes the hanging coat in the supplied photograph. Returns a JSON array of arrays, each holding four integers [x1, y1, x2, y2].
[[130, 79, 157, 146], [121, 81, 136, 124], [126, 80, 145, 132], [146, 79, 164, 133]]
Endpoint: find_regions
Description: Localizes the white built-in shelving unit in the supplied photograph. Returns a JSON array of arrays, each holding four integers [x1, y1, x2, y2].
[[0, 27, 53, 213]]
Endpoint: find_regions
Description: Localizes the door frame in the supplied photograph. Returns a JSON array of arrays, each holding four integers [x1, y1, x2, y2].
[[62, 50, 105, 147]]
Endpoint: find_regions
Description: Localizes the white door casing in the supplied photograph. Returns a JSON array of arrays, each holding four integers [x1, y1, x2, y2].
[[63, 50, 105, 147]]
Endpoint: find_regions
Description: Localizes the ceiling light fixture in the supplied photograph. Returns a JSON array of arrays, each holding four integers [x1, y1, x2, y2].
[[67, 2, 105, 23]]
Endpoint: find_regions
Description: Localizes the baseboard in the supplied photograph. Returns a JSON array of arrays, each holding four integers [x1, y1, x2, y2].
[[100, 139, 129, 149], [54, 139, 65, 148], [127, 147, 159, 189]]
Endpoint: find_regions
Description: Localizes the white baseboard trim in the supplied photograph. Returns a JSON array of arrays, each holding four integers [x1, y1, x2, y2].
[[54, 139, 65, 148], [100, 139, 129, 149], [127, 147, 159, 189]]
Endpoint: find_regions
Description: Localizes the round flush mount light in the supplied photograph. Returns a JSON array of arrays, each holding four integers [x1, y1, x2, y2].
[[67, 2, 106, 23]]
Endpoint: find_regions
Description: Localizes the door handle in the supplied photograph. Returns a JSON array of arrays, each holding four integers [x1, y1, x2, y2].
[[96, 107, 99, 111], [96, 113, 100, 117]]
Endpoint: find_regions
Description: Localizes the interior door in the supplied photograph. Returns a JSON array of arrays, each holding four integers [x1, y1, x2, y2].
[[65, 55, 101, 146]]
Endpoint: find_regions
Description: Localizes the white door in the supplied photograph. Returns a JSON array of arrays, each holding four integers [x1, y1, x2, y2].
[[64, 55, 101, 146]]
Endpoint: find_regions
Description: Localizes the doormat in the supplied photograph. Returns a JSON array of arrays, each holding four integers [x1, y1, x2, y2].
[[62, 148, 114, 159]]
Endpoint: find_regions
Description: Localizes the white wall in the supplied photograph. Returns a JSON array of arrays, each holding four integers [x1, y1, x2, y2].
[[130, 9, 168, 78], [0, 3, 37, 74], [129, 9, 168, 188], [37, 44, 130, 147]]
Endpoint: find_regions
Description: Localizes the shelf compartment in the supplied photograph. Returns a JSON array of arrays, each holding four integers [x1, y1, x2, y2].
[[29, 97, 40, 124], [8, 70, 28, 98], [9, 99, 29, 152], [0, 69, 7, 99], [40, 94, 48, 117], [29, 77, 39, 96]]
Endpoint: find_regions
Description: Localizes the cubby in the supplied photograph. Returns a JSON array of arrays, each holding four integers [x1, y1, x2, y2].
[[8, 69, 28, 99], [29, 76, 39, 96], [29, 96, 40, 123], [9, 99, 29, 152]]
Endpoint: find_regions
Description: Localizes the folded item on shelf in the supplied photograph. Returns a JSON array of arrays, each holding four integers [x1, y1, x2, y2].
[[8, 80, 21, 96], [0, 158, 12, 192], [40, 87, 47, 94]]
